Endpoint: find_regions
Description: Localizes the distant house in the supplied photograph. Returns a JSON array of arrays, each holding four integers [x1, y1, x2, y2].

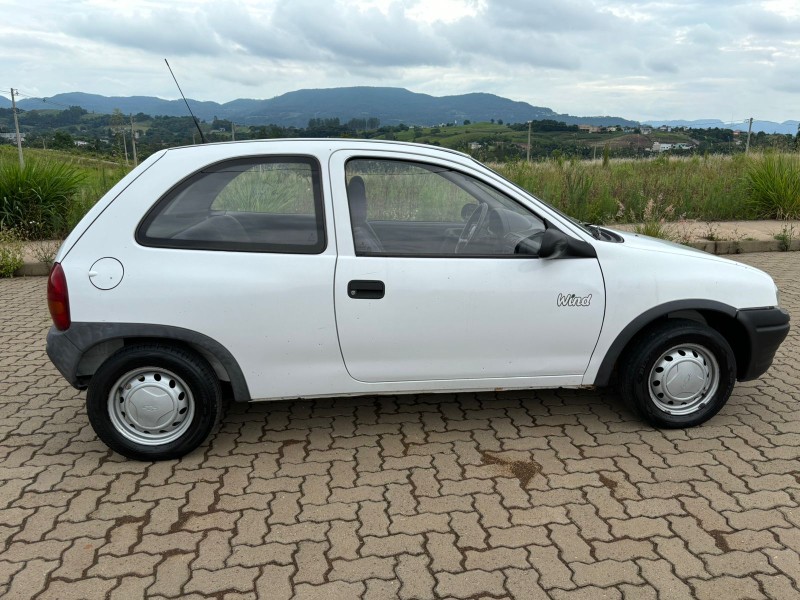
[[74, 140, 90, 147], [468, 142, 482, 151], [641, 127, 653, 135], [650, 141, 695, 153], [0, 132, 25, 142], [577, 125, 601, 133], [658, 125, 672, 132]]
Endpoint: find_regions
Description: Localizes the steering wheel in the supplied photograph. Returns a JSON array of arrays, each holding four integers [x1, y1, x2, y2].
[[454, 203, 489, 254]]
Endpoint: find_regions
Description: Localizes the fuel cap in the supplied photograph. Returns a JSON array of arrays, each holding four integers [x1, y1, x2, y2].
[[88, 257, 124, 290]]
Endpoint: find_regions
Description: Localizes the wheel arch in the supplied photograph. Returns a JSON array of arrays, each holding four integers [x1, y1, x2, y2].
[[593, 299, 750, 386], [57, 323, 251, 402]]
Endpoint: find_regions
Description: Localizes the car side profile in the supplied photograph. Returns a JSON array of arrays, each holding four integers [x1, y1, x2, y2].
[[46, 139, 790, 460]]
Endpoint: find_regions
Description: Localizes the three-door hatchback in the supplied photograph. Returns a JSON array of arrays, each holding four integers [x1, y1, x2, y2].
[[47, 140, 790, 460]]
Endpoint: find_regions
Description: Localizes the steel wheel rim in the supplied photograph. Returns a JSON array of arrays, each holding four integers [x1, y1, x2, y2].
[[107, 367, 195, 445], [648, 343, 720, 416]]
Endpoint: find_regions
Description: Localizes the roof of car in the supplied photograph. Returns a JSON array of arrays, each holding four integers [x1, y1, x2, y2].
[[163, 137, 475, 162]]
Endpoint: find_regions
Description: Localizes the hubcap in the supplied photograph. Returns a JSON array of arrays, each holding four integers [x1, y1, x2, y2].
[[649, 343, 719, 416], [108, 368, 195, 445]]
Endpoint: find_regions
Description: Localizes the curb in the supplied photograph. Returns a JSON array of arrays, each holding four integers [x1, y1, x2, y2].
[[686, 239, 800, 254], [16, 262, 52, 277], [10, 240, 800, 278]]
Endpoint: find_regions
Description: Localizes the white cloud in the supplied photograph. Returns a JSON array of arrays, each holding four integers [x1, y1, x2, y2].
[[0, 0, 797, 121]]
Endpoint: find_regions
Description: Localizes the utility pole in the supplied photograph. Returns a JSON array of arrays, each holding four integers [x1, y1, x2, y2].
[[745, 117, 753, 154], [231, 121, 235, 141], [121, 129, 129, 166], [129, 114, 138, 167], [10, 88, 24, 168], [526, 121, 532, 163]]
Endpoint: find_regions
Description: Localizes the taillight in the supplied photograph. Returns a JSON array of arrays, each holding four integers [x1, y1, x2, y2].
[[47, 262, 71, 331]]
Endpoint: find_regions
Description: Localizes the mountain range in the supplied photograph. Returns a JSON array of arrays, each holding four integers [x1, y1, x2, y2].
[[1, 86, 796, 134], [643, 119, 799, 136], [2, 87, 635, 128]]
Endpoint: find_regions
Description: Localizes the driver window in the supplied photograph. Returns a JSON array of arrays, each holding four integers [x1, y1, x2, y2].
[[345, 159, 545, 256]]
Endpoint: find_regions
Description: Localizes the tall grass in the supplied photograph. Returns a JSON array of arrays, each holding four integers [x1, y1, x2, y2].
[[0, 159, 85, 238], [745, 153, 800, 219], [0, 147, 128, 238], [212, 164, 316, 214], [495, 153, 763, 224]]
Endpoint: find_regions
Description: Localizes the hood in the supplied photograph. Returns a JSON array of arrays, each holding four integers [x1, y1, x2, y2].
[[605, 228, 756, 269]]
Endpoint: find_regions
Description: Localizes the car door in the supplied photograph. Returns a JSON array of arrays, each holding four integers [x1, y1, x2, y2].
[[330, 149, 606, 384]]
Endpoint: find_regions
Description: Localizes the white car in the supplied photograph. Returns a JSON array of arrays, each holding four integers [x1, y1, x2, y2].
[[46, 140, 790, 460]]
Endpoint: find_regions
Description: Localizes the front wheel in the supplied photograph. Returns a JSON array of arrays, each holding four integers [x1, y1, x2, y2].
[[86, 344, 222, 460], [619, 319, 736, 428]]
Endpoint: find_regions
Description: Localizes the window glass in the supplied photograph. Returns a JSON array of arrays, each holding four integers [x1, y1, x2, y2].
[[345, 159, 544, 256], [138, 157, 325, 254]]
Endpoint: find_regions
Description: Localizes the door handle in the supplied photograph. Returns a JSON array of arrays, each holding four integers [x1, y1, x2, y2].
[[348, 280, 385, 299]]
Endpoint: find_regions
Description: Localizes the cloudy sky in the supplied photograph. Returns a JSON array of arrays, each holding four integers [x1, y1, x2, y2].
[[1, 0, 798, 123]]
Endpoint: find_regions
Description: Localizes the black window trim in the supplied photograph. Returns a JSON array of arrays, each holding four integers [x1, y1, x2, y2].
[[136, 154, 327, 255], [344, 156, 546, 259]]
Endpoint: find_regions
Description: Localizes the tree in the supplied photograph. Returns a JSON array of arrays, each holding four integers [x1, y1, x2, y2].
[[463, 119, 471, 125], [51, 130, 74, 149]]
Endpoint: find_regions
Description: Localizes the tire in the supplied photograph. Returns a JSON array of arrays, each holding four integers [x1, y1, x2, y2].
[[619, 319, 736, 428], [86, 344, 222, 461]]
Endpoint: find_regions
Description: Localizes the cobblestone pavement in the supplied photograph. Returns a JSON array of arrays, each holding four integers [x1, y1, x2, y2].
[[1, 252, 799, 600]]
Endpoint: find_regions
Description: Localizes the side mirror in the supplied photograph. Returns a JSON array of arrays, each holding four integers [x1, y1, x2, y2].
[[538, 229, 569, 259]]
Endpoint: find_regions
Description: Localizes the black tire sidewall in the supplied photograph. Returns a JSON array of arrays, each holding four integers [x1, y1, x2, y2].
[[623, 321, 736, 428], [86, 345, 221, 461]]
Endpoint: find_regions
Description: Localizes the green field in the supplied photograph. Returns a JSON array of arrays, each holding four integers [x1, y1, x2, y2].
[[1, 145, 798, 241]]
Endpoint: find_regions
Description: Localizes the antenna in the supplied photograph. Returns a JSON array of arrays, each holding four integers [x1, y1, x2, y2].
[[164, 59, 206, 143]]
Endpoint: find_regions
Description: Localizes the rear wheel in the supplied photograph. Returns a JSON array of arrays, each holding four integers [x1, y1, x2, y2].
[[619, 319, 736, 428], [87, 344, 222, 460]]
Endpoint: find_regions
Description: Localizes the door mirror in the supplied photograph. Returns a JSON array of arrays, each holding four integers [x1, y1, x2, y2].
[[538, 228, 569, 259]]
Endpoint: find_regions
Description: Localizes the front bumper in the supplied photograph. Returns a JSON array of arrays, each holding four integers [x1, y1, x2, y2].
[[736, 307, 790, 381]]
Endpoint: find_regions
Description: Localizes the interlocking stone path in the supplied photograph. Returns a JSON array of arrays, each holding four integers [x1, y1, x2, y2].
[[1, 252, 799, 599]]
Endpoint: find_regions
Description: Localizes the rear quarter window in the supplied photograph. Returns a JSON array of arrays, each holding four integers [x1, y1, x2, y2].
[[137, 156, 325, 254]]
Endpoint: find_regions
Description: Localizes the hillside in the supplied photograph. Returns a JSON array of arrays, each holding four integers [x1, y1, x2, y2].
[[12, 87, 637, 128]]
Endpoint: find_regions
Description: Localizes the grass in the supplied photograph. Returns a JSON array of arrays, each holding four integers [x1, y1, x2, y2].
[[0, 146, 129, 238], [0, 228, 24, 277], [494, 153, 762, 225], [211, 163, 317, 214], [1, 146, 798, 246], [745, 153, 800, 219]]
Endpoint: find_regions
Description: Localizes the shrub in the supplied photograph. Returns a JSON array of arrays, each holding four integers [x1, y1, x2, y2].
[[0, 228, 24, 277], [630, 195, 676, 240], [0, 159, 85, 239], [746, 153, 800, 219]]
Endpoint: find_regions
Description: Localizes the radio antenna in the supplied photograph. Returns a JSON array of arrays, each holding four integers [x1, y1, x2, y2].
[[164, 58, 206, 143]]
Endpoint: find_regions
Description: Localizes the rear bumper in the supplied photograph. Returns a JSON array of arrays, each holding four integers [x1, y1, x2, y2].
[[46, 326, 85, 388], [736, 307, 790, 381]]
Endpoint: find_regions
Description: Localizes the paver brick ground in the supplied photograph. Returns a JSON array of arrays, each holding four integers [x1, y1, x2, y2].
[[1, 251, 799, 598]]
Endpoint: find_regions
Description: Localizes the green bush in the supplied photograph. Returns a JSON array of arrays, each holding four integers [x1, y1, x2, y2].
[[0, 159, 85, 239], [746, 153, 800, 219], [0, 228, 24, 277]]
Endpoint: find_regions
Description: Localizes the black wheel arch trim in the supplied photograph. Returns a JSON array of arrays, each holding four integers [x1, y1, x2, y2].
[[593, 299, 741, 387], [47, 322, 251, 402]]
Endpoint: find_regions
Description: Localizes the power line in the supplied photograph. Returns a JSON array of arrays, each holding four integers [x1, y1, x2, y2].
[[0, 87, 76, 110]]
